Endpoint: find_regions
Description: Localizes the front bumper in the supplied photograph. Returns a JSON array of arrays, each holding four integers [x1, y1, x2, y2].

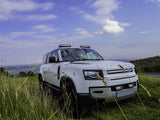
[[77, 81, 138, 106]]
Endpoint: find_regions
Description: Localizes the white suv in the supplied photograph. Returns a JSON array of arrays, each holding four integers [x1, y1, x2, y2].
[[39, 45, 139, 118]]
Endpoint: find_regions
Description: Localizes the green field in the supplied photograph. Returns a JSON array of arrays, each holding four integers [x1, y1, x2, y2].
[[0, 75, 160, 120]]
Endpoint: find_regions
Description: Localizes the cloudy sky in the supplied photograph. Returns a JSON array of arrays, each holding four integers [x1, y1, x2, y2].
[[0, 0, 160, 65]]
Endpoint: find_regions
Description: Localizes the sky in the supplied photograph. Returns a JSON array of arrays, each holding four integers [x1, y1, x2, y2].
[[0, 0, 160, 65]]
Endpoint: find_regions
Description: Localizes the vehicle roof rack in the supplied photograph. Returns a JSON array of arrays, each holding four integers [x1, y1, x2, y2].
[[59, 44, 71, 48], [80, 45, 90, 48]]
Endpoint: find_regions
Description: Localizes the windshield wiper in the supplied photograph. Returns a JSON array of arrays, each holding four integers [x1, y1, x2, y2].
[[70, 59, 89, 62], [92, 59, 103, 61]]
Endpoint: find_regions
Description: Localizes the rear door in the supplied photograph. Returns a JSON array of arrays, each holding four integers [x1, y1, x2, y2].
[[47, 50, 60, 88], [43, 52, 52, 83]]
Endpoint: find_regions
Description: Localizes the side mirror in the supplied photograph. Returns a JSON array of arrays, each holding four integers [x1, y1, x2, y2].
[[49, 56, 56, 63]]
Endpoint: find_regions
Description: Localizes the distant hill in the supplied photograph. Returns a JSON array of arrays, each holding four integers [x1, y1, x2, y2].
[[130, 56, 160, 73], [3, 64, 41, 76]]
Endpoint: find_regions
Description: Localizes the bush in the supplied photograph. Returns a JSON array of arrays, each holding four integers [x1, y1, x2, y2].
[[0, 67, 5, 73], [19, 71, 35, 77], [19, 71, 27, 77], [27, 71, 35, 76], [0, 67, 9, 76]]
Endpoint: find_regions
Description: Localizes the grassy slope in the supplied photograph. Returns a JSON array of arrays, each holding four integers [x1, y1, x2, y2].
[[0, 75, 160, 120], [130, 56, 160, 73], [130, 56, 160, 66]]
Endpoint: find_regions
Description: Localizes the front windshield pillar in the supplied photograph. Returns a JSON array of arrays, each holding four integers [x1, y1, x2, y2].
[[58, 49, 63, 62]]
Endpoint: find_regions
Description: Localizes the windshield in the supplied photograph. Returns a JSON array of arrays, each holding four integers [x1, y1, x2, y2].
[[61, 48, 103, 62]]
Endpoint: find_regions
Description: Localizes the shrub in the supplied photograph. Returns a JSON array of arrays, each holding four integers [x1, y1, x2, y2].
[[19, 71, 27, 77]]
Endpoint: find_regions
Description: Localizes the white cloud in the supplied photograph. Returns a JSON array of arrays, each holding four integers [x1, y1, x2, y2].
[[32, 25, 56, 33], [70, 0, 129, 35], [10, 32, 36, 38], [95, 19, 124, 35], [86, 0, 94, 4], [139, 31, 153, 34], [82, 13, 104, 24], [119, 22, 131, 27], [70, 0, 119, 24], [23, 14, 57, 21], [69, 7, 85, 14], [148, 0, 160, 3], [0, 0, 54, 20], [0, 0, 54, 13], [33, 35, 56, 40], [91, 0, 119, 17], [49, 28, 94, 42], [39, 2, 54, 11], [9, 25, 56, 38], [0, 27, 93, 50], [75, 28, 94, 37], [0, 34, 54, 49]]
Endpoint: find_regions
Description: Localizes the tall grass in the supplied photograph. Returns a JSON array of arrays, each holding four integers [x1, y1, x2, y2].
[[0, 75, 65, 120], [0, 75, 160, 120]]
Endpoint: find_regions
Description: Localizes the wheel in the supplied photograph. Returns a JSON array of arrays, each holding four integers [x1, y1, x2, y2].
[[38, 75, 46, 92], [60, 82, 80, 119], [38, 75, 43, 91]]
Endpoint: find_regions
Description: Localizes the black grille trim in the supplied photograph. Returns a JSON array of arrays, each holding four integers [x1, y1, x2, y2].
[[110, 76, 136, 81]]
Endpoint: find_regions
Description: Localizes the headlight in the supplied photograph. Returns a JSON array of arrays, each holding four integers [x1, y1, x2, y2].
[[83, 70, 103, 80]]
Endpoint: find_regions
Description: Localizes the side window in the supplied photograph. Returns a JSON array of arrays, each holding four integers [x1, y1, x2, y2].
[[42, 54, 47, 64], [46, 53, 52, 64], [51, 50, 59, 62]]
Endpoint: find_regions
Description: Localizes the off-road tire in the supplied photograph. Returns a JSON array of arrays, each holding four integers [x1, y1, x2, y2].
[[60, 82, 80, 119]]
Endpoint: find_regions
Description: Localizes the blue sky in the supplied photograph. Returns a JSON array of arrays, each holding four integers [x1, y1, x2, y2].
[[0, 0, 160, 65]]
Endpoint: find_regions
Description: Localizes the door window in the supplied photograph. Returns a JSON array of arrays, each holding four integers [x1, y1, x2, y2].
[[51, 50, 59, 62], [46, 53, 52, 64]]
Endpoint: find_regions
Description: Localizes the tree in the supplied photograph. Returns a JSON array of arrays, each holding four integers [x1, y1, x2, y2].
[[27, 71, 35, 76], [19, 71, 27, 77], [0, 67, 5, 73]]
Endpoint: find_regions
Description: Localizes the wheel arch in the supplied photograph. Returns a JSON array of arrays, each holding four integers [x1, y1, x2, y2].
[[60, 76, 77, 93], [38, 73, 43, 83]]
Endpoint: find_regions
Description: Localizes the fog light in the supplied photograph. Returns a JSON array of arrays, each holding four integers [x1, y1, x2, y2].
[[116, 86, 122, 90]]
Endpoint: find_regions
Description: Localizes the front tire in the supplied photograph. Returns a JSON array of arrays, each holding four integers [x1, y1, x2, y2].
[[60, 82, 80, 119]]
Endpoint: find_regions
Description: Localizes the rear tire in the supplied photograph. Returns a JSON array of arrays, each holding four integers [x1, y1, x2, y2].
[[38, 75, 47, 92], [38, 75, 43, 91]]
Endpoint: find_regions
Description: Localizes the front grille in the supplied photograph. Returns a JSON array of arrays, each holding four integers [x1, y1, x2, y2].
[[107, 68, 133, 74]]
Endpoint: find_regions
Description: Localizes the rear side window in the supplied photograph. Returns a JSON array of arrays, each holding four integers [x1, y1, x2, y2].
[[42, 54, 47, 64], [46, 53, 52, 64], [51, 50, 59, 62]]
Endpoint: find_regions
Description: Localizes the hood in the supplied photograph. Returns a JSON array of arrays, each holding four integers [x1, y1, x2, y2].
[[67, 60, 134, 70]]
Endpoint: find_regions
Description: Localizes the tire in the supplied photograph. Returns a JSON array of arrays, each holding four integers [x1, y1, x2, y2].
[[60, 82, 80, 119], [38, 75, 43, 91], [38, 75, 46, 92]]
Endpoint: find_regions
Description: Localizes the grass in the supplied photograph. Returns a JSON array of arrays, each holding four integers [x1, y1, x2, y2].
[[0, 75, 65, 120], [92, 76, 160, 120], [0, 75, 160, 120]]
